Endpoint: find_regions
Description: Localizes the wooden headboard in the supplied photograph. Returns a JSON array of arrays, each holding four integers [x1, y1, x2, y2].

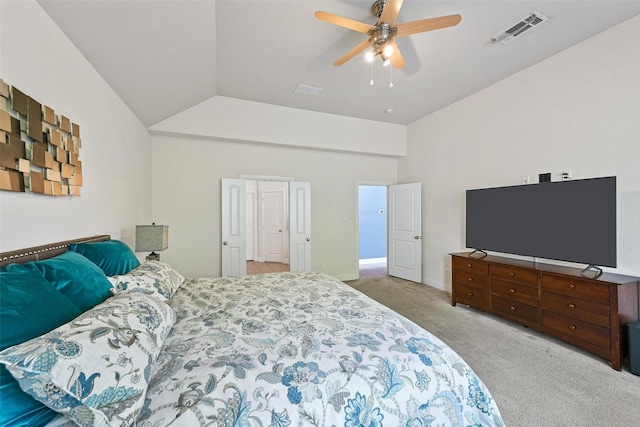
[[0, 235, 111, 268]]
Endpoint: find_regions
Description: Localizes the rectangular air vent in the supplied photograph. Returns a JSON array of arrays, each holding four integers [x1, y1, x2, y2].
[[293, 84, 323, 96], [492, 12, 549, 45]]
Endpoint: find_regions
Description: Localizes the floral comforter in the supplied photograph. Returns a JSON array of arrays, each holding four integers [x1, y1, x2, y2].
[[138, 272, 504, 426]]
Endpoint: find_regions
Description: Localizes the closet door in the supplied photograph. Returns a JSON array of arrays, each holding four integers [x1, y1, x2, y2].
[[221, 178, 246, 276], [289, 182, 311, 271], [260, 181, 288, 263]]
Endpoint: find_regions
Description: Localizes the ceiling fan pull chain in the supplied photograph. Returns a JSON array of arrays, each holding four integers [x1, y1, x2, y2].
[[389, 64, 394, 88]]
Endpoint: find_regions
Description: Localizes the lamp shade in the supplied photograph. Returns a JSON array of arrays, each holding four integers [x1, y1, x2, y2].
[[135, 225, 168, 252]]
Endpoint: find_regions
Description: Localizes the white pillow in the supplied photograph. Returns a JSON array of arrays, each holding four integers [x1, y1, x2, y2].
[[109, 260, 185, 301], [0, 292, 175, 427]]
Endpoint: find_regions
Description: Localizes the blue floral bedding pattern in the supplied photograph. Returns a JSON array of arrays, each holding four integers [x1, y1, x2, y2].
[[139, 272, 504, 426], [0, 292, 175, 427]]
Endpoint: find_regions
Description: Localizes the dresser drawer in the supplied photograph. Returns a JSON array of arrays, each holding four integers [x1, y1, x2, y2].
[[492, 295, 539, 323], [454, 284, 490, 310], [490, 264, 538, 286], [453, 270, 490, 291], [452, 256, 489, 275], [492, 278, 538, 305], [540, 292, 609, 327], [542, 311, 610, 351], [541, 274, 609, 304]]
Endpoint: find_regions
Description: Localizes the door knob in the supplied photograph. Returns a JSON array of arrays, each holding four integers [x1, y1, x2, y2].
[[414, 236, 421, 239], [223, 241, 228, 245], [306, 238, 311, 241]]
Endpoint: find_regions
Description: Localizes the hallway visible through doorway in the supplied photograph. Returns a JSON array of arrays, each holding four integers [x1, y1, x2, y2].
[[359, 257, 387, 278], [247, 261, 289, 275], [358, 185, 388, 278]]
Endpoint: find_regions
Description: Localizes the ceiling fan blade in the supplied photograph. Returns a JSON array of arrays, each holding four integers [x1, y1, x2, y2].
[[315, 11, 373, 34], [333, 39, 371, 66], [390, 40, 405, 69], [378, 0, 404, 26], [396, 14, 462, 37]]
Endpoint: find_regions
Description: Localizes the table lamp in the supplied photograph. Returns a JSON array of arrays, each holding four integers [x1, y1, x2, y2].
[[135, 224, 168, 261]]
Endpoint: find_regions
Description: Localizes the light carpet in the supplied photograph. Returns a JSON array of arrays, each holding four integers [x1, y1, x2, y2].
[[345, 275, 640, 427]]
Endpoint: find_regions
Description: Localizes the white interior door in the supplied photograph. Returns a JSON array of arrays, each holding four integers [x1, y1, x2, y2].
[[260, 181, 287, 263], [388, 182, 422, 282], [245, 181, 257, 261], [289, 181, 311, 271], [221, 178, 246, 276]]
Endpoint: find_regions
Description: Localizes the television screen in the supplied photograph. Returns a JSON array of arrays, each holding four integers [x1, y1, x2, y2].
[[466, 176, 616, 267]]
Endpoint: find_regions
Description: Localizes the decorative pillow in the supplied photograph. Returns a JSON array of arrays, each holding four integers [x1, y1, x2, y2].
[[20, 251, 114, 312], [0, 291, 175, 427], [70, 239, 140, 276], [0, 267, 83, 427], [109, 261, 185, 301]]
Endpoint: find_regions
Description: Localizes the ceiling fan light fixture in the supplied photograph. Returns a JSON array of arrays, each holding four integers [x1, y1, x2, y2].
[[315, 0, 462, 71], [365, 51, 375, 62]]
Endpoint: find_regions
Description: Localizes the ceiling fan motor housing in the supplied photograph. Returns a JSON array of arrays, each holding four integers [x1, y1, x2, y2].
[[369, 23, 396, 48]]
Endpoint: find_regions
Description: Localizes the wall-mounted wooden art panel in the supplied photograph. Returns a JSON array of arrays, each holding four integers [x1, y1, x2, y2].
[[0, 78, 83, 196]]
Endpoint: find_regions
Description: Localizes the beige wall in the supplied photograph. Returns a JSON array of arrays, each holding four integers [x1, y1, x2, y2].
[[401, 15, 640, 291], [0, 1, 152, 253], [151, 135, 398, 279]]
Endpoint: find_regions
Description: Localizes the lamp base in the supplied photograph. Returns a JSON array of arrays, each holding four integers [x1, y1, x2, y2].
[[146, 252, 160, 262]]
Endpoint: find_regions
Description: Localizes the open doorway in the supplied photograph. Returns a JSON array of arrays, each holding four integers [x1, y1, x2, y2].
[[358, 185, 388, 278], [246, 180, 290, 275], [222, 177, 311, 277]]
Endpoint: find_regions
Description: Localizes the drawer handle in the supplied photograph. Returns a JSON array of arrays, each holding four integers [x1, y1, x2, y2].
[[568, 303, 576, 309], [510, 306, 516, 311], [510, 272, 516, 276], [509, 288, 516, 293], [569, 325, 577, 330], [568, 284, 576, 289], [467, 263, 472, 268], [468, 292, 473, 296], [468, 277, 473, 282]]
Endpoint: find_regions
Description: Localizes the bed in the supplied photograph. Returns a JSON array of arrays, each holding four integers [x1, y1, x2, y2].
[[0, 236, 504, 426]]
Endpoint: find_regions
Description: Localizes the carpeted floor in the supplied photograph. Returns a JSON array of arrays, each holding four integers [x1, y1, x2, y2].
[[344, 275, 640, 427]]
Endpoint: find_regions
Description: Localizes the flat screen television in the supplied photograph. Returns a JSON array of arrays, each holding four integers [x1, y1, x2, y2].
[[465, 176, 616, 269]]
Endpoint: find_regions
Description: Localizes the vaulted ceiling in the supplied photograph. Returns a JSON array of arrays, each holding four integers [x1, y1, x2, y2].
[[38, 1, 640, 127]]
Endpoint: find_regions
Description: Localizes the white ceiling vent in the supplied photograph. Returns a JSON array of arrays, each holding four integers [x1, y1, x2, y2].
[[293, 84, 323, 96], [492, 12, 549, 45]]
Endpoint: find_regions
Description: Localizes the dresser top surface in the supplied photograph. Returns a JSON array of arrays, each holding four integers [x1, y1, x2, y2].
[[451, 252, 640, 286]]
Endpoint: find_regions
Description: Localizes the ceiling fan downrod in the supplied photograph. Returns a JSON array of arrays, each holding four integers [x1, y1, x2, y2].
[[371, 0, 387, 18], [369, 0, 396, 63]]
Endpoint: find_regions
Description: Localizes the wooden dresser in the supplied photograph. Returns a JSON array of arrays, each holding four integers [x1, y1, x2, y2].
[[451, 252, 640, 370]]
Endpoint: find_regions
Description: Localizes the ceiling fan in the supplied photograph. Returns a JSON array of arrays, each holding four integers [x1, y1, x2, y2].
[[315, 0, 461, 69]]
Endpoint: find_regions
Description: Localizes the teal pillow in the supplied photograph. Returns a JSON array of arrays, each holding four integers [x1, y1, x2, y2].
[[0, 267, 82, 427], [0, 366, 59, 426], [21, 251, 113, 312], [0, 266, 81, 348], [70, 239, 140, 276]]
